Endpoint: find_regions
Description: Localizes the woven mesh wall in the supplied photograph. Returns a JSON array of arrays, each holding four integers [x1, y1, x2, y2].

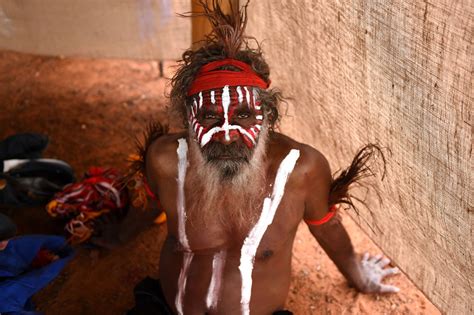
[[246, 1, 472, 314]]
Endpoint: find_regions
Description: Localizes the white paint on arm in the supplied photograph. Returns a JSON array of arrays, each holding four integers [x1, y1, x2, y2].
[[239, 149, 300, 315]]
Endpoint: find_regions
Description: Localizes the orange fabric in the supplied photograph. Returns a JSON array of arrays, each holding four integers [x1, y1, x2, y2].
[[304, 205, 338, 226]]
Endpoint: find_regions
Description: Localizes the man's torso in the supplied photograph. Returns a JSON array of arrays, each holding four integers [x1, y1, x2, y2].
[[146, 132, 326, 314]]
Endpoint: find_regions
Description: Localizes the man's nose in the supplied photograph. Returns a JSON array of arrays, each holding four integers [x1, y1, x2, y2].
[[216, 130, 240, 145]]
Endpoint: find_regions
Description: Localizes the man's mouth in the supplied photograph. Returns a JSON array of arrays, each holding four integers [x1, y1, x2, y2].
[[202, 141, 252, 163]]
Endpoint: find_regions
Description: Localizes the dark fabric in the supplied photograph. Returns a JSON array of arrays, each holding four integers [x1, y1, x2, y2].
[[0, 160, 75, 207], [0, 134, 48, 162], [0, 212, 17, 241], [127, 277, 173, 315], [6, 160, 75, 186], [126, 277, 293, 315], [0, 235, 74, 313]]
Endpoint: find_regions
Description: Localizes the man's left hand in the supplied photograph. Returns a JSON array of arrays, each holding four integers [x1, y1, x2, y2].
[[357, 252, 400, 293]]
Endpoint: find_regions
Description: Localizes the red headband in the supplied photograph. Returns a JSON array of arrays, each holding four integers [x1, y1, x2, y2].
[[187, 59, 270, 96]]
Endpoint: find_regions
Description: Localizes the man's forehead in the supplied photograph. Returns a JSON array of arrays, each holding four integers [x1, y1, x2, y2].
[[200, 100, 252, 111], [190, 86, 257, 103]]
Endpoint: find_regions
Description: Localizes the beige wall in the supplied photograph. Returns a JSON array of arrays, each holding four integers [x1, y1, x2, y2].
[[246, 1, 472, 314], [0, 0, 191, 60]]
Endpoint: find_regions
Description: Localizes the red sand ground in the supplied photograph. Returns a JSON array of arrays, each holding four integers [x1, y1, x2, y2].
[[0, 50, 440, 315]]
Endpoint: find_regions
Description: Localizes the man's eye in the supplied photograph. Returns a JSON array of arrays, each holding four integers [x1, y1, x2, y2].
[[237, 113, 250, 119]]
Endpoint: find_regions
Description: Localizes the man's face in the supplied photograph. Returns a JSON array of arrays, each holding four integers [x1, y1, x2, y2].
[[188, 85, 264, 178], [0, 239, 10, 250]]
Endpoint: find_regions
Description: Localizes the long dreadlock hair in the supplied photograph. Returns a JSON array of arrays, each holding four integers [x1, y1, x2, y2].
[[170, 0, 283, 129]]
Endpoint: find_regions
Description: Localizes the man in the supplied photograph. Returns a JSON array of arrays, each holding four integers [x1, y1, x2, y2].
[[139, 2, 399, 314]]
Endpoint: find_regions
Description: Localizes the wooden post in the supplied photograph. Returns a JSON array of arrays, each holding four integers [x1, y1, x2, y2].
[[191, 0, 239, 49]]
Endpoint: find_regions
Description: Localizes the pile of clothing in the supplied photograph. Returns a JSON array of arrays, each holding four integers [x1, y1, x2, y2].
[[0, 133, 75, 208], [0, 213, 74, 315], [46, 167, 129, 244]]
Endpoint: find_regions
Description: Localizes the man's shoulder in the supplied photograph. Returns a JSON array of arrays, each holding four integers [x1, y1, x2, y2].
[[146, 132, 187, 174], [147, 132, 186, 155], [270, 133, 330, 175]]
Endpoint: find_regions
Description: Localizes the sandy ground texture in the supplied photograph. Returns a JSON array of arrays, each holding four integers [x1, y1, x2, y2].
[[0, 51, 440, 315]]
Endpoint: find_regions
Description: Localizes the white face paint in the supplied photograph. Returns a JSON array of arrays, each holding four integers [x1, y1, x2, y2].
[[221, 85, 231, 141], [199, 124, 257, 148], [237, 86, 244, 104], [199, 91, 204, 109], [210, 90, 216, 104], [244, 86, 251, 108], [192, 99, 198, 117], [205, 250, 227, 310], [189, 85, 263, 149], [238, 149, 300, 315], [253, 88, 261, 110]]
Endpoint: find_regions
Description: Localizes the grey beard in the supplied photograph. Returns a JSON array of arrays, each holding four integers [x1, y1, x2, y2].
[[186, 126, 269, 233], [210, 159, 246, 179]]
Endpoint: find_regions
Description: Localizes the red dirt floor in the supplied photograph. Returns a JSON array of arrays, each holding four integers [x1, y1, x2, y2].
[[0, 50, 440, 315]]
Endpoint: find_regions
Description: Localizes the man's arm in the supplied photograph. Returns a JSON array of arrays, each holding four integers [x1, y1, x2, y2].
[[302, 149, 399, 293], [308, 215, 399, 293]]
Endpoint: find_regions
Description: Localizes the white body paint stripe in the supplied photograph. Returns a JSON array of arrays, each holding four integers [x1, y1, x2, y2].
[[175, 252, 194, 315], [176, 138, 190, 250], [256, 115, 263, 120], [205, 250, 227, 310], [239, 149, 300, 315], [237, 86, 243, 103], [175, 138, 192, 315], [199, 92, 203, 109]]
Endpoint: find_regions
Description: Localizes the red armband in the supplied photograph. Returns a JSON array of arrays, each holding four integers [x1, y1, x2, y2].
[[304, 205, 338, 226], [143, 178, 157, 200]]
